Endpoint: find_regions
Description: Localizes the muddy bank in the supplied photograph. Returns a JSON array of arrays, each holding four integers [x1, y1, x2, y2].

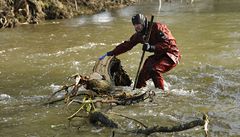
[[0, 0, 136, 28]]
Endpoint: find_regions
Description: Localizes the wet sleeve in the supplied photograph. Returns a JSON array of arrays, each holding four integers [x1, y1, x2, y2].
[[111, 33, 140, 56]]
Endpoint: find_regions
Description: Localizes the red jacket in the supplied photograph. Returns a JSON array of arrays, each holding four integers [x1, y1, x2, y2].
[[111, 22, 181, 64]]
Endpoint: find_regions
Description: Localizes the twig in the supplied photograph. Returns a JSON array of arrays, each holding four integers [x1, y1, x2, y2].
[[109, 112, 148, 128], [70, 98, 120, 104], [43, 92, 93, 105], [203, 114, 209, 137], [67, 103, 86, 120], [130, 114, 207, 135], [48, 84, 75, 101], [158, 0, 162, 12], [74, 0, 78, 11]]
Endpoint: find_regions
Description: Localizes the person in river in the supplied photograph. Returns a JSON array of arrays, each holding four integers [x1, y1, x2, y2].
[[99, 13, 181, 91]]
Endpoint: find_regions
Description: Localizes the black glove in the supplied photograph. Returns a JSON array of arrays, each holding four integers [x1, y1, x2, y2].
[[142, 43, 155, 52]]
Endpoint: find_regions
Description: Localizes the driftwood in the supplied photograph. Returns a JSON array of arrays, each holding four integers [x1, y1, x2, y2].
[[87, 111, 209, 136], [130, 114, 209, 135], [89, 111, 118, 128], [88, 111, 209, 136], [93, 56, 132, 86]]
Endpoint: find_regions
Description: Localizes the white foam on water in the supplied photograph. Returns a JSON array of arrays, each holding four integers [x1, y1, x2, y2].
[[66, 42, 105, 51], [26, 42, 106, 60], [0, 94, 11, 101], [0, 94, 14, 105], [50, 84, 62, 92], [127, 121, 136, 129], [49, 84, 67, 98], [132, 80, 197, 97], [158, 112, 180, 122], [78, 17, 87, 25], [22, 95, 46, 102], [170, 88, 197, 96], [92, 12, 113, 24], [136, 80, 169, 93], [0, 50, 6, 54]]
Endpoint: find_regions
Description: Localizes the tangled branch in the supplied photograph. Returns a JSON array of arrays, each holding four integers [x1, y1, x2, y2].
[[129, 113, 209, 136], [46, 56, 209, 136]]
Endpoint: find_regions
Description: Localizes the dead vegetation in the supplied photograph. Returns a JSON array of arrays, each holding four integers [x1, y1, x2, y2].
[[0, 0, 136, 28]]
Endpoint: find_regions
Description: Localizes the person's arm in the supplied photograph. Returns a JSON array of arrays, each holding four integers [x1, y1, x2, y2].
[[108, 33, 141, 56], [99, 33, 141, 60]]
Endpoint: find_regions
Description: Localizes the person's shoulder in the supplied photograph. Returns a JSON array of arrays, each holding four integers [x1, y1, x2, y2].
[[155, 21, 166, 26], [147, 21, 159, 28], [155, 22, 170, 29], [151, 22, 162, 29]]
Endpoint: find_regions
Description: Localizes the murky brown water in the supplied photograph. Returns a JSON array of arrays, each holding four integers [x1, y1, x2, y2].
[[1, 0, 240, 136]]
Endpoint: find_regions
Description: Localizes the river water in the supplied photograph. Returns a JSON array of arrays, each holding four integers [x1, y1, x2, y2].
[[0, 0, 240, 136]]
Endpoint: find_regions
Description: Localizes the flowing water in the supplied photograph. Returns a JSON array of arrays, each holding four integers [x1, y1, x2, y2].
[[0, 0, 240, 136]]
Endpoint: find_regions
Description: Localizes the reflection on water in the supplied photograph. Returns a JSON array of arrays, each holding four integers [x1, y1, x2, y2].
[[0, 0, 240, 137], [92, 12, 113, 23], [66, 11, 114, 27]]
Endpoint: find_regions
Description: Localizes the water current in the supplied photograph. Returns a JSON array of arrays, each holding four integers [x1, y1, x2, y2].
[[0, 0, 240, 136]]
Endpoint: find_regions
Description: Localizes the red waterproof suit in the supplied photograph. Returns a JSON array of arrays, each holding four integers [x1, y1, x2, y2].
[[111, 22, 181, 90]]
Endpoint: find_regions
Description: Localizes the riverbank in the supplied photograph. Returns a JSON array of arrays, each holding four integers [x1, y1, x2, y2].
[[0, 0, 136, 28]]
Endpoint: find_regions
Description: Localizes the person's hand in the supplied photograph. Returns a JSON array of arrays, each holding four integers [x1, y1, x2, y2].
[[99, 53, 107, 60], [142, 43, 155, 52], [98, 51, 113, 60]]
